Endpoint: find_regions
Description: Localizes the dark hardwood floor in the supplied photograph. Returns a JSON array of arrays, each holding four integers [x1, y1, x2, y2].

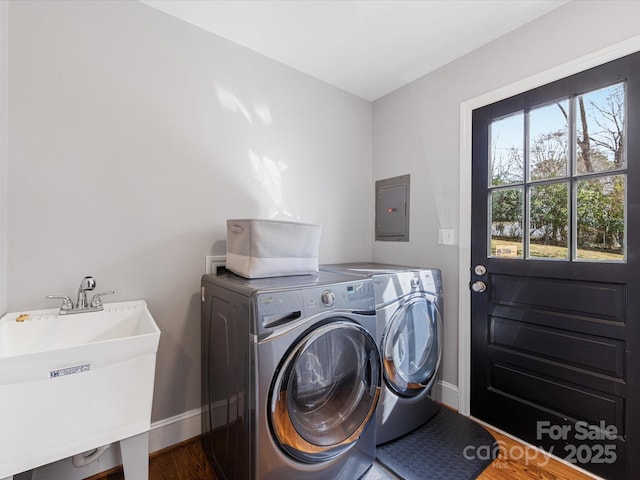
[[85, 426, 596, 480], [478, 426, 596, 480], [85, 437, 217, 480]]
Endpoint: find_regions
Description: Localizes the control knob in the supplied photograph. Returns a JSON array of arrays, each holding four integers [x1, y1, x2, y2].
[[321, 290, 335, 307]]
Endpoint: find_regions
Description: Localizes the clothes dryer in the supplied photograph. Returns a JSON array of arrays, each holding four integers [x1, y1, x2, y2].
[[320, 263, 443, 445], [201, 271, 381, 480]]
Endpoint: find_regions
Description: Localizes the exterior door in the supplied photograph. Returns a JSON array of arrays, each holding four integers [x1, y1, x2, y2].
[[471, 52, 640, 479]]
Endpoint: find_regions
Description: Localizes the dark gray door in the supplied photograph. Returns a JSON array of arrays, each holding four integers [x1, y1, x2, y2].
[[471, 52, 640, 479]]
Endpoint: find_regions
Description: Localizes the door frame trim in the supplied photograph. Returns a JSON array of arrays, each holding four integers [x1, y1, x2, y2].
[[458, 34, 640, 416]]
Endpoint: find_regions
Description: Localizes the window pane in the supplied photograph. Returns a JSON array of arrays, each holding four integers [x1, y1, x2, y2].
[[529, 183, 569, 259], [576, 83, 625, 174], [490, 188, 523, 258], [576, 175, 625, 261], [490, 112, 524, 186], [529, 100, 569, 181]]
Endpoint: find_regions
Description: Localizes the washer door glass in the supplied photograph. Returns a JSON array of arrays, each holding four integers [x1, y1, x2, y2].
[[382, 297, 441, 397], [270, 320, 381, 463]]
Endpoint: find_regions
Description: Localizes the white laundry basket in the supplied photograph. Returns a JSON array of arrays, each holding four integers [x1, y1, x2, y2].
[[226, 219, 322, 278]]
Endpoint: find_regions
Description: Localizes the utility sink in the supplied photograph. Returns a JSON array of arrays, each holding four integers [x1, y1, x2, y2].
[[0, 300, 161, 479]]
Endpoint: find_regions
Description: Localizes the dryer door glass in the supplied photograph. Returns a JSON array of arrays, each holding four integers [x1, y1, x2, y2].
[[382, 297, 442, 397], [270, 320, 381, 463]]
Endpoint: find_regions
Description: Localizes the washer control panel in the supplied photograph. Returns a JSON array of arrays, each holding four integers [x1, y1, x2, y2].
[[255, 279, 375, 334]]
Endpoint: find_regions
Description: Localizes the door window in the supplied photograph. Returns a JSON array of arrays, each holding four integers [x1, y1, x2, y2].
[[489, 83, 626, 261]]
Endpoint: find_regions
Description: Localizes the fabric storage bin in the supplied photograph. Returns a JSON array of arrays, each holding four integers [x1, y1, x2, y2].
[[226, 219, 322, 278]]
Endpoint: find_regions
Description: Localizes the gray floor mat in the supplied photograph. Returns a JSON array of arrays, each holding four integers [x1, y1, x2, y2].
[[375, 407, 497, 480]]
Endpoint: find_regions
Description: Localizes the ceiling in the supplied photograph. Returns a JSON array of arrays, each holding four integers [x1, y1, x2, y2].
[[141, 0, 570, 101]]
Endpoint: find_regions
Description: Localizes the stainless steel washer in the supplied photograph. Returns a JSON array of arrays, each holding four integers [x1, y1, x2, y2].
[[201, 271, 381, 480], [320, 263, 443, 445]]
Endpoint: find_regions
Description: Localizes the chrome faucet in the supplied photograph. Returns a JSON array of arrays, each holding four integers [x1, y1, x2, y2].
[[46, 276, 115, 315], [77, 275, 96, 309]]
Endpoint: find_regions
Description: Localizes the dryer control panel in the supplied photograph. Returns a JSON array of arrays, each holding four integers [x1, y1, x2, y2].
[[303, 280, 374, 315]]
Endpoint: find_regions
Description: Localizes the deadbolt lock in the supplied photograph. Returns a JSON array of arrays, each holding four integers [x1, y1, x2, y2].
[[474, 265, 487, 276]]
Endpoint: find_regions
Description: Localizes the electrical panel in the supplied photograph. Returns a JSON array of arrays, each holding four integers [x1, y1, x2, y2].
[[375, 174, 410, 242]]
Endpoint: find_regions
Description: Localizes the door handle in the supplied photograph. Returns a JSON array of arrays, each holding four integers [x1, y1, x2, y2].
[[471, 281, 487, 293]]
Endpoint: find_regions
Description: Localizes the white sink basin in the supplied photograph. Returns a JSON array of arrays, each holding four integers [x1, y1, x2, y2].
[[0, 300, 161, 478]]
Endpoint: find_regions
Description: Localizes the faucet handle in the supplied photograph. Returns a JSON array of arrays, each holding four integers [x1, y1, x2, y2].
[[90, 290, 115, 309], [46, 295, 74, 311]]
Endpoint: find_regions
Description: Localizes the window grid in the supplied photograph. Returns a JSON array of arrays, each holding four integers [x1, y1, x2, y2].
[[488, 83, 627, 262]]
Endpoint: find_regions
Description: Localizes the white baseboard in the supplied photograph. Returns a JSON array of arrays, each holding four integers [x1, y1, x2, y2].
[[433, 379, 460, 411], [148, 407, 202, 453], [31, 408, 203, 480]]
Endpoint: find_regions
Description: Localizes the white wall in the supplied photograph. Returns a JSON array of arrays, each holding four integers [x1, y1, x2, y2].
[[0, 0, 7, 315], [372, 0, 640, 404], [7, 0, 372, 431]]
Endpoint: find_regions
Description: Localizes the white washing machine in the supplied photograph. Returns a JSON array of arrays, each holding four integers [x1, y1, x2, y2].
[[201, 271, 381, 480], [320, 263, 443, 445]]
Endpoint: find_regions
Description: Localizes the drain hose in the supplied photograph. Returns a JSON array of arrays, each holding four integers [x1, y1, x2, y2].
[[71, 443, 112, 468]]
